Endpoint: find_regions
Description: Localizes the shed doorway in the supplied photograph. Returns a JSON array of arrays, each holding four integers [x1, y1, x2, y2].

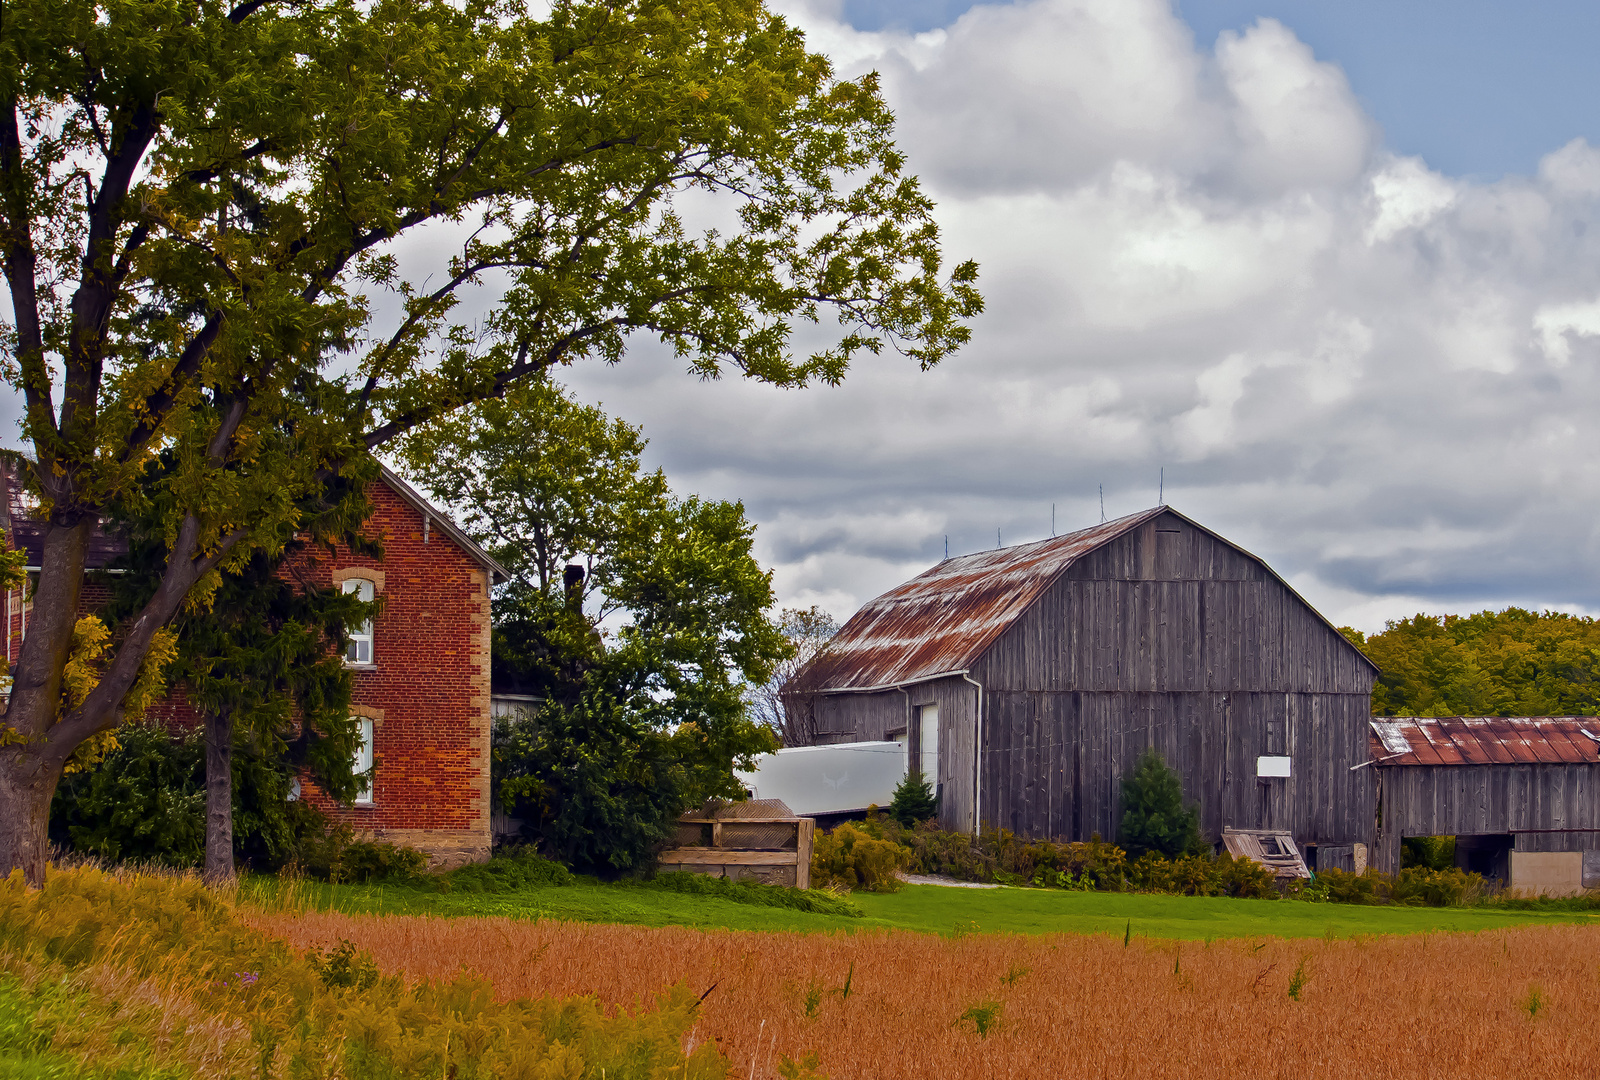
[[1451, 834, 1512, 885], [917, 703, 940, 796]]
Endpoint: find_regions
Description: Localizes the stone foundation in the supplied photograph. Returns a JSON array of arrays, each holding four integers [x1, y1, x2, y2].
[[360, 827, 491, 871]]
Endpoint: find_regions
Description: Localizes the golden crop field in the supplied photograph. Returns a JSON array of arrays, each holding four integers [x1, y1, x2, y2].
[[248, 911, 1600, 1079]]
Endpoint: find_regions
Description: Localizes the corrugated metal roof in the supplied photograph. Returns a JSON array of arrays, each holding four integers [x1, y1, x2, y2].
[[1368, 717, 1600, 766], [800, 507, 1170, 691]]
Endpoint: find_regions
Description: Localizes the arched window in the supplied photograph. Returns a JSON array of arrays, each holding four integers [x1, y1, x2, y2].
[[342, 577, 375, 664]]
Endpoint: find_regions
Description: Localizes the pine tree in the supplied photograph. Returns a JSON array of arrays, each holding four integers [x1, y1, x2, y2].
[[889, 770, 939, 828], [1118, 749, 1203, 859], [104, 472, 379, 881]]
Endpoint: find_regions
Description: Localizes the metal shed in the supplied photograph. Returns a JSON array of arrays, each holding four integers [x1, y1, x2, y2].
[[1368, 716, 1600, 891], [795, 506, 1379, 859]]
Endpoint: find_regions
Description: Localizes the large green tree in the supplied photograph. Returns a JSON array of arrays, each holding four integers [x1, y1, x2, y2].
[[400, 378, 787, 869], [0, 0, 981, 880], [1346, 608, 1600, 717]]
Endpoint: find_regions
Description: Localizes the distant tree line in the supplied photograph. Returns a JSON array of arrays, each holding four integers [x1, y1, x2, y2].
[[1342, 607, 1600, 717]]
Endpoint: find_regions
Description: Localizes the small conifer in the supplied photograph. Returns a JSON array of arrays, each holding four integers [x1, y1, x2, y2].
[[889, 770, 939, 827], [1118, 748, 1203, 859]]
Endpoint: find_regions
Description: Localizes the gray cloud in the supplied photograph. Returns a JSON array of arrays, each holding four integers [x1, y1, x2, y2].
[[557, 0, 1600, 631]]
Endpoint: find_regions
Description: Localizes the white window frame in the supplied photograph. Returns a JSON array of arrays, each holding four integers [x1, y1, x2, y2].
[[342, 578, 375, 665], [353, 717, 375, 804]]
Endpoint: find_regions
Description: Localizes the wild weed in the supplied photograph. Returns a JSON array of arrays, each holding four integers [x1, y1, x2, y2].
[[1523, 983, 1546, 1019], [955, 999, 1004, 1038], [1288, 954, 1312, 1001], [801, 979, 825, 1019], [779, 1052, 827, 1079], [1000, 963, 1031, 988]]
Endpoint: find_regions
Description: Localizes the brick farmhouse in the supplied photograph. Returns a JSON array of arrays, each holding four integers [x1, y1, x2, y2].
[[4, 466, 508, 868]]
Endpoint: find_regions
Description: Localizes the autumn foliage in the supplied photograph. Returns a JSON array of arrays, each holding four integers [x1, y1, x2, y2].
[[1347, 607, 1600, 716]]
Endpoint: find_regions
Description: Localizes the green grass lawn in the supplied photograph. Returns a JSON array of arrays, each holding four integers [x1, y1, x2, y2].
[[251, 876, 1600, 941]]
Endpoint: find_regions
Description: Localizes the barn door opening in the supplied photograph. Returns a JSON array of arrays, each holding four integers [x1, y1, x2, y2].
[[918, 703, 940, 795]]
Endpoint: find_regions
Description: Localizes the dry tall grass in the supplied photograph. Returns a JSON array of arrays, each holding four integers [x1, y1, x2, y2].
[[247, 910, 1600, 1078]]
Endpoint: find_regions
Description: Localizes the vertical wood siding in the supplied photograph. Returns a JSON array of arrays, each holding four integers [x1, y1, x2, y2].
[[1375, 763, 1600, 872], [815, 677, 978, 831]]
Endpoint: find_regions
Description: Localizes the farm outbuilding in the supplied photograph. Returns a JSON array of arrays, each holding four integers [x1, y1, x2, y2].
[[794, 506, 1381, 867], [1368, 716, 1600, 891]]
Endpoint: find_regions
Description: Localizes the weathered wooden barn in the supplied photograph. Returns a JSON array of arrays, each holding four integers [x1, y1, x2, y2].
[[1369, 716, 1600, 889], [797, 506, 1380, 867]]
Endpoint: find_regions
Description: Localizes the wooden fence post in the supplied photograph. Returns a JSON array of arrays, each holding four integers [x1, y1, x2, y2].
[[797, 818, 815, 890]]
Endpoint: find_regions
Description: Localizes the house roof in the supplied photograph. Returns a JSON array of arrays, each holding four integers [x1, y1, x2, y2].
[[1, 462, 508, 585], [1369, 716, 1600, 766], [801, 505, 1376, 693], [8, 517, 127, 570]]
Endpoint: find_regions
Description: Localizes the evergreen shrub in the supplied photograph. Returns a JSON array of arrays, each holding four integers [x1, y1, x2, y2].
[[1117, 748, 1203, 859], [436, 849, 576, 893], [49, 721, 428, 883], [887, 770, 938, 827]]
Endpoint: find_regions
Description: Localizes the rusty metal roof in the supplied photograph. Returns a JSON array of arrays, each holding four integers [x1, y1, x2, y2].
[[1369, 717, 1600, 766], [802, 504, 1374, 693], [801, 507, 1171, 691]]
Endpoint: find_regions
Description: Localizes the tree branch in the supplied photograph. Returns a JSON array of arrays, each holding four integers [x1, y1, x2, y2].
[[0, 99, 59, 452], [118, 312, 226, 462], [46, 521, 250, 755], [61, 102, 160, 440]]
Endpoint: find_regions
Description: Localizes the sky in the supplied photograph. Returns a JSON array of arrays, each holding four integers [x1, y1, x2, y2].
[[546, 0, 1600, 633]]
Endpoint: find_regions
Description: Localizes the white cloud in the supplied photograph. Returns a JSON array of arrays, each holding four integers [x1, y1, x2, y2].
[[1367, 157, 1456, 243], [1533, 298, 1600, 366], [1215, 18, 1375, 194], [560, 0, 1600, 633]]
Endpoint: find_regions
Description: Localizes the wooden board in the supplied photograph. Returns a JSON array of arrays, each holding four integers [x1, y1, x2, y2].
[[658, 849, 801, 866]]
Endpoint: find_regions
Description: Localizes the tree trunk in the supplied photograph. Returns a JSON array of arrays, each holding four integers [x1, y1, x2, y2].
[[0, 749, 62, 886], [204, 709, 235, 884]]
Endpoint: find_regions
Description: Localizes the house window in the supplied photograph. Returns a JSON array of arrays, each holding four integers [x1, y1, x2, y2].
[[342, 578, 375, 664], [353, 717, 375, 804]]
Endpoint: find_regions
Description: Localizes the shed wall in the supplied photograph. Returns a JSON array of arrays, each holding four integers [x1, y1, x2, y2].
[[817, 676, 977, 831], [1374, 762, 1600, 873]]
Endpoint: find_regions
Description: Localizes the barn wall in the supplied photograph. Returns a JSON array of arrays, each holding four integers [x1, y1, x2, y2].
[[1374, 763, 1600, 873], [978, 690, 1374, 844], [971, 513, 1376, 846]]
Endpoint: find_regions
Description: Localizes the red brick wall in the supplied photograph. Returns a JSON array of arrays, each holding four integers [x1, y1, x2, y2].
[[288, 481, 493, 866], [7, 480, 494, 868]]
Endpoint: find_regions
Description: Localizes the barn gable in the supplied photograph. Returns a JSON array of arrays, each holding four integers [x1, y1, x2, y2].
[[804, 506, 1374, 693], [974, 509, 1376, 695]]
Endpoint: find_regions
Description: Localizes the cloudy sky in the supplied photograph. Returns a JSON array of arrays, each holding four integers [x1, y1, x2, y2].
[[545, 0, 1600, 633]]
